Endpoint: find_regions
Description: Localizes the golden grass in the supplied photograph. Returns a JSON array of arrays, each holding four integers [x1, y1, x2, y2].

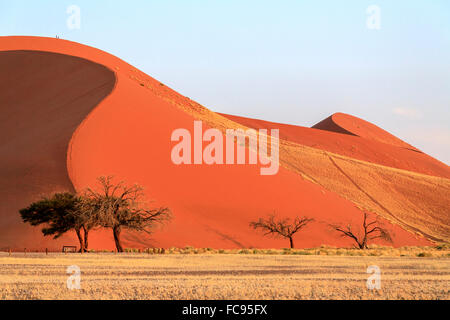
[[109, 244, 450, 258], [0, 249, 448, 300]]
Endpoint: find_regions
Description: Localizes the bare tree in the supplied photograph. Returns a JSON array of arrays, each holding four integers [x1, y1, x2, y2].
[[83, 176, 172, 252], [250, 214, 314, 248], [329, 212, 392, 249]]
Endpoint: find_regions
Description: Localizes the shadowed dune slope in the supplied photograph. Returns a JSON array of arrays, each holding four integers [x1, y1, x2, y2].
[[0, 50, 115, 250], [0, 36, 447, 251]]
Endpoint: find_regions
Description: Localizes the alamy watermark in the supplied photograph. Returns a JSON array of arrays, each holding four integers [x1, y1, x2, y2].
[[366, 5, 381, 30], [366, 265, 381, 290], [170, 121, 279, 175], [66, 5, 81, 30], [66, 265, 81, 290]]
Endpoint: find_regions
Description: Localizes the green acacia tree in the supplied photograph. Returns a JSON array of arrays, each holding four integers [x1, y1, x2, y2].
[[19, 192, 93, 252]]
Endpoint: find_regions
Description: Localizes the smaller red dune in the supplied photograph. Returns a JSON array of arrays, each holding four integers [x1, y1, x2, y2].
[[312, 112, 420, 151], [219, 113, 450, 179]]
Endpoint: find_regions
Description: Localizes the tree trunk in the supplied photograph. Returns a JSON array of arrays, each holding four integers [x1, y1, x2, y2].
[[113, 226, 123, 252], [289, 237, 294, 249], [361, 237, 368, 249], [83, 226, 89, 251], [75, 228, 85, 253], [358, 240, 368, 249]]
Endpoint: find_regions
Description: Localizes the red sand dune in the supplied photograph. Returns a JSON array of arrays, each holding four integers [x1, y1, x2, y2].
[[0, 36, 448, 251], [313, 112, 420, 151], [219, 113, 450, 179]]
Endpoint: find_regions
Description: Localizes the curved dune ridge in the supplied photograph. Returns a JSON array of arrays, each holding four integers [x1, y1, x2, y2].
[[0, 36, 448, 251], [0, 49, 115, 250]]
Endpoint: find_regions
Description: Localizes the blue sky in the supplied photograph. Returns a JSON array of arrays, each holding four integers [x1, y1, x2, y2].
[[1, 0, 449, 163]]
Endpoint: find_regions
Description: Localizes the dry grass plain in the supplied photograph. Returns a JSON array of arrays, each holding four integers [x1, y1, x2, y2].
[[0, 247, 449, 300]]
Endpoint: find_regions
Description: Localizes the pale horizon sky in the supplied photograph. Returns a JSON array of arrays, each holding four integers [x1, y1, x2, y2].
[[1, 0, 449, 164]]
